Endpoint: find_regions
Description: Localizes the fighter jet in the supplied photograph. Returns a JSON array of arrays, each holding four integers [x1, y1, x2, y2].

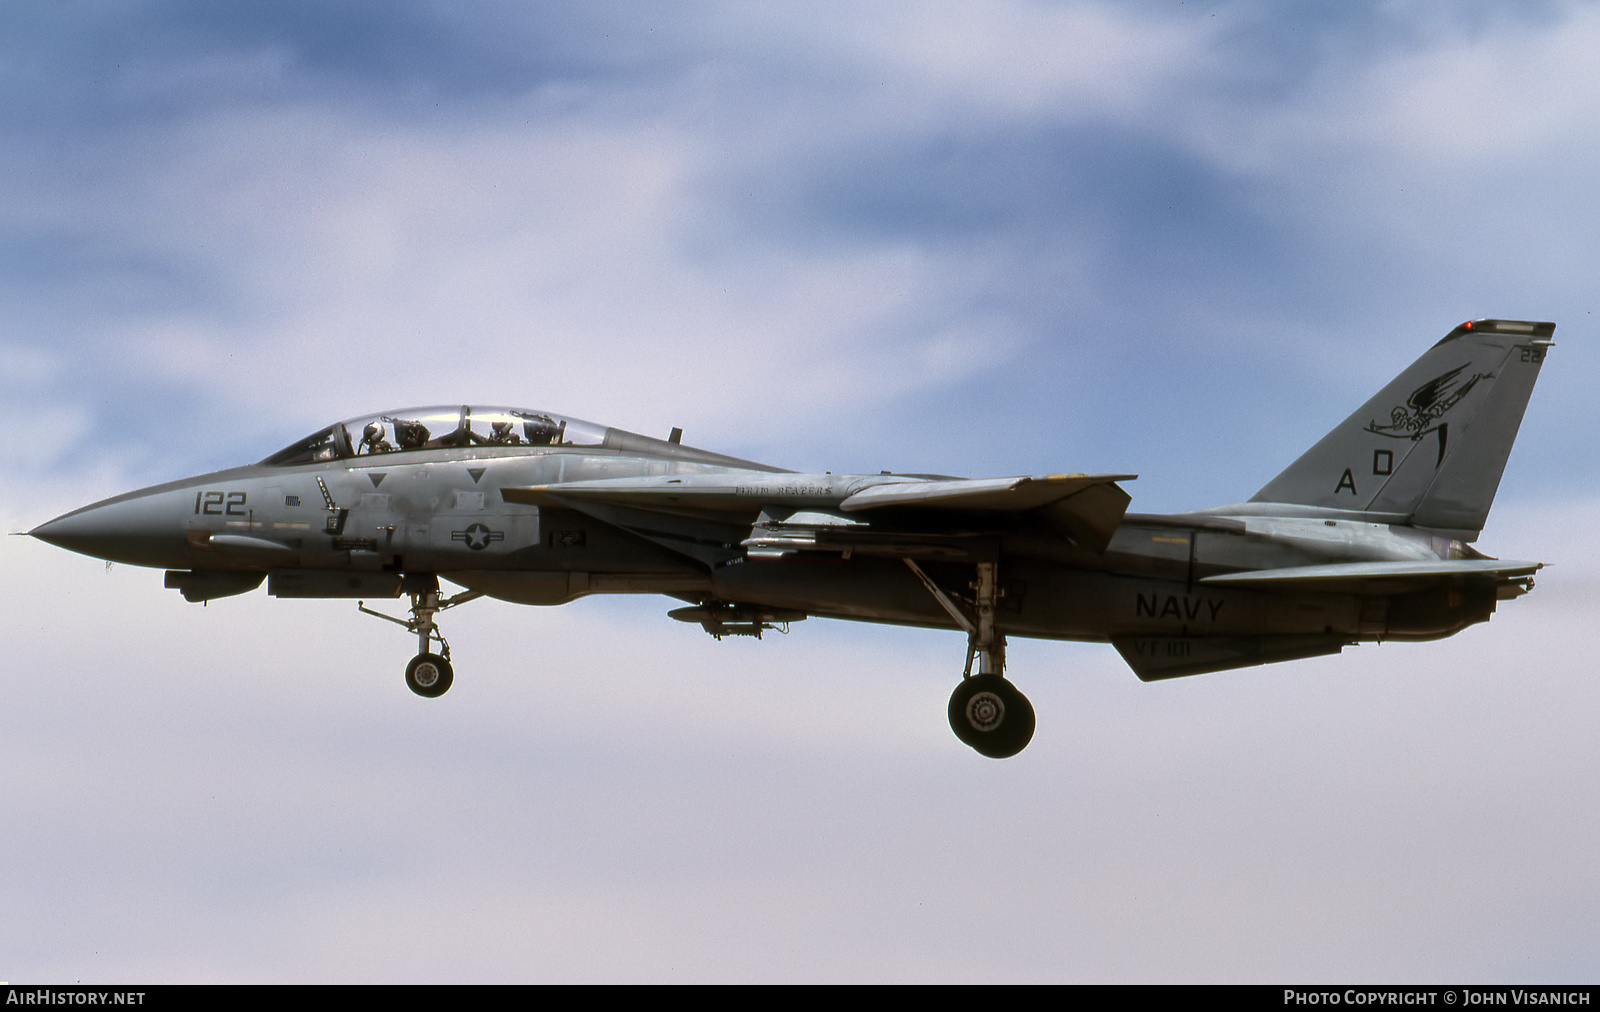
[[31, 319, 1553, 757]]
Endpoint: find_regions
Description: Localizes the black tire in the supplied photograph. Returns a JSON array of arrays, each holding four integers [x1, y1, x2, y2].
[[405, 653, 454, 698], [948, 674, 1035, 758]]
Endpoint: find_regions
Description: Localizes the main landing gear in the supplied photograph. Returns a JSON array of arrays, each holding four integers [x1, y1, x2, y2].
[[360, 575, 482, 698], [948, 673, 1035, 759], [905, 558, 1036, 759]]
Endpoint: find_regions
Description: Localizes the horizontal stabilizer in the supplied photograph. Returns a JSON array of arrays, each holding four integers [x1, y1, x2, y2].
[[1113, 634, 1350, 681], [1200, 558, 1540, 594]]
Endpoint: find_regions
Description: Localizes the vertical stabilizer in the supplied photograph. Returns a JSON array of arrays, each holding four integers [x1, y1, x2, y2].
[[1250, 319, 1554, 539]]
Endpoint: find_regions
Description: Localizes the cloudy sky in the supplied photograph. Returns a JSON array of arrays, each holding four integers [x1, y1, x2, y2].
[[4, 0, 1598, 983]]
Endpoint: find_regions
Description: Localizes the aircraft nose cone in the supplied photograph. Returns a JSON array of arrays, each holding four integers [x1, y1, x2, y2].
[[32, 511, 97, 552], [31, 506, 128, 557], [31, 494, 186, 567]]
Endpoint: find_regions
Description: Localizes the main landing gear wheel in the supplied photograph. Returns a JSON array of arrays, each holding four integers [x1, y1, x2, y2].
[[406, 652, 454, 698], [948, 674, 1035, 759]]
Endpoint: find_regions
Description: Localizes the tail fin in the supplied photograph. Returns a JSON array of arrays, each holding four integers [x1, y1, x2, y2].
[[1250, 319, 1554, 540]]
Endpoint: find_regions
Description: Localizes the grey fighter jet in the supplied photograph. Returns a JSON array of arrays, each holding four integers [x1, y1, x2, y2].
[[31, 319, 1553, 757]]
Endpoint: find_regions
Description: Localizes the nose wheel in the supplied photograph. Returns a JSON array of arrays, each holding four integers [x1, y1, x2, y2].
[[359, 574, 482, 699], [406, 652, 454, 698]]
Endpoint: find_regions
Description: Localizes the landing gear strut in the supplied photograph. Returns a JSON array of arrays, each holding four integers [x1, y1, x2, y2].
[[359, 575, 482, 698], [906, 558, 1036, 758]]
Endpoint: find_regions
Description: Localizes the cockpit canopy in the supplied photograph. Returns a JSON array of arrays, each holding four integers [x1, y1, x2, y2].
[[263, 405, 609, 466]]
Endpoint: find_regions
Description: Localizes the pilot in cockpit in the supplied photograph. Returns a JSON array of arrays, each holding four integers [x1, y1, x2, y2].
[[487, 420, 523, 445], [359, 422, 396, 454], [523, 414, 564, 445], [395, 420, 430, 450]]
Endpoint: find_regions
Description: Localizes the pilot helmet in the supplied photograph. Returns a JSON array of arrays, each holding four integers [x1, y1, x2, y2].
[[395, 420, 429, 448]]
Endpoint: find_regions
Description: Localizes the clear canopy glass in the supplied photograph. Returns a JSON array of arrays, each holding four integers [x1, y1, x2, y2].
[[262, 405, 609, 466]]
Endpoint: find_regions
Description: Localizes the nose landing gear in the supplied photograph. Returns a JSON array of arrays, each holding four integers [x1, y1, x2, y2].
[[359, 575, 482, 698]]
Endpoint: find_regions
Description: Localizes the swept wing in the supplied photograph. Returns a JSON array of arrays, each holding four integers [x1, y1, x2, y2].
[[503, 471, 1137, 555]]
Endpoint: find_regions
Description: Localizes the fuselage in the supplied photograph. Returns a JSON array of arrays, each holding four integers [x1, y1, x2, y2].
[[33, 432, 1501, 649]]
